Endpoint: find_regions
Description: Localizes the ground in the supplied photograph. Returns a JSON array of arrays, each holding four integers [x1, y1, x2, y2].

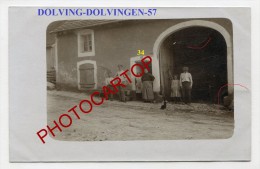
[[47, 90, 234, 141]]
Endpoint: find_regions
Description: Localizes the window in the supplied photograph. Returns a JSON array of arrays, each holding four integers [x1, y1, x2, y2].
[[82, 34, 92, 52], [77, 30, 95, 57]]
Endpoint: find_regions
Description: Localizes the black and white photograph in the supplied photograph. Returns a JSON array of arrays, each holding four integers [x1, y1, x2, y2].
[[46, 19, 235, 141], [8, 7, 252, 162]]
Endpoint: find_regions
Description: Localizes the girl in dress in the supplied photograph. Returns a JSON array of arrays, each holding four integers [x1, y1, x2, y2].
[[171, 75, 181, 103]]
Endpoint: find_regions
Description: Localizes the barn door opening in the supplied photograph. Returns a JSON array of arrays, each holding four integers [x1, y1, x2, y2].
[[159, 26, 228, 103]]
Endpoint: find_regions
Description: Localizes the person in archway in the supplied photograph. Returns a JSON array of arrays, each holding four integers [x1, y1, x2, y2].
[[170, 75, 182, 103], [141, 69, 155, 103], [180, 66, 193, 104]]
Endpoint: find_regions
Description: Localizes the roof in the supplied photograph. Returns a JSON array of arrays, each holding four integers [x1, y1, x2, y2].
[[50, 20, 123, 33], [47, 21, 66, 46]]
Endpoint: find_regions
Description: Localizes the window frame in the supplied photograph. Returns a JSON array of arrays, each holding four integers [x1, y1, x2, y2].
[[77, 29, 95, 57]]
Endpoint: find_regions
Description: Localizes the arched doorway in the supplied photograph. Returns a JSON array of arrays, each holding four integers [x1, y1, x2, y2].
[[152, 20, 233, 102]]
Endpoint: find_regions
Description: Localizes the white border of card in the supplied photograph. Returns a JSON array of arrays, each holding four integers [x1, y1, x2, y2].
[[9, 7, 251, 162]]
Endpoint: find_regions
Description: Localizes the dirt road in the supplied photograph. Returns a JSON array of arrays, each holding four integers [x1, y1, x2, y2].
[[47, 90, 234, 141]]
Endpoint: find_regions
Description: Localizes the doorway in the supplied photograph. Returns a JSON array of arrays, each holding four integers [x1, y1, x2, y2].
[[159, 26, 228, 102], [130, 56, 153, 100]]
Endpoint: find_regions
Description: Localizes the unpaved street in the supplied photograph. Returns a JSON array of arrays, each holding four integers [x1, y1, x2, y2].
[[47, 90, 234, 141]]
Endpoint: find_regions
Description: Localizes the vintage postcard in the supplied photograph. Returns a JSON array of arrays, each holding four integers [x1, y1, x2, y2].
[[45, 18, 234, 142], [9, 7, 251, 162]]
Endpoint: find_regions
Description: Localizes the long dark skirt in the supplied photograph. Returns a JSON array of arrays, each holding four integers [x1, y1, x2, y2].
[[142, 81, 154, 101]]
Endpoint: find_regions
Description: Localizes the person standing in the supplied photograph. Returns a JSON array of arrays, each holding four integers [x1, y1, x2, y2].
[[141, 69, 155, 102], [170, 75, 181, 103], [180, 67, 193, 104], [135, 77, 142, 99], [116, 64, 127, 102], [105, 71, 114, 101]]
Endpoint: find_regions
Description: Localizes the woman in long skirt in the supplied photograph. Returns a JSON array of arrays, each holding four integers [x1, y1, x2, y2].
[[141, 69, 155, 102]]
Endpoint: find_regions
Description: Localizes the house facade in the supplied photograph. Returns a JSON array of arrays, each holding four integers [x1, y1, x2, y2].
[[48, 19, 233, 102]]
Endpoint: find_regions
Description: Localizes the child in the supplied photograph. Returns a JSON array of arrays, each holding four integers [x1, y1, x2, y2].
[[171, 75, 181, 103]]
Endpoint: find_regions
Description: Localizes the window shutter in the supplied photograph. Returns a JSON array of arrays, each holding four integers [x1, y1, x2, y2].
[[79, 63, 95, 89]]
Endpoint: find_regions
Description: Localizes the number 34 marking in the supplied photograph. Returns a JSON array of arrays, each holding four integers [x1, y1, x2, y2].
[[137, 50, 145, 56]]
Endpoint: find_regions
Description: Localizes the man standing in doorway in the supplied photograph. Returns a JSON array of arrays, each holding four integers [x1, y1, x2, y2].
[[180, 66, 193, 104]]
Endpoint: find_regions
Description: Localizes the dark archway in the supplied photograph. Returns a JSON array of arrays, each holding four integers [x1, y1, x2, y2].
[[159, 26, 228, 103]]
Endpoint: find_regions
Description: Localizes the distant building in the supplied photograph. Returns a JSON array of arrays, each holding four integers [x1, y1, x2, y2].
[[47, 19, 233, 102]]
